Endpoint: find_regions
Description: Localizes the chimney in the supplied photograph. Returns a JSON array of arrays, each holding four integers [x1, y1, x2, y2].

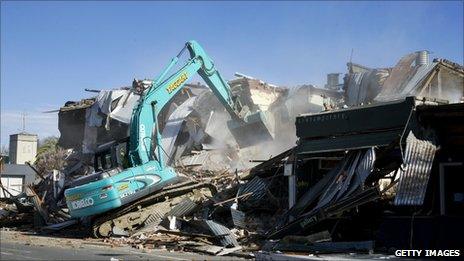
[[325, 73, 341, 90], [416, 50, 429, 66]]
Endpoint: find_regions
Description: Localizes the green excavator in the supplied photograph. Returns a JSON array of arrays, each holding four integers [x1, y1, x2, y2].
[[64, 40, 274, 237]]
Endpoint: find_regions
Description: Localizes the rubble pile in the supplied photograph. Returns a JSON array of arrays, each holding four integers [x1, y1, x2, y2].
[[0, 170, 74, 230], [0, 149, 93, 230], [0, 198, 34, 227], [56, 76, 339, 173], [98, 168, 286, 257], [2, 50, 463, 259]]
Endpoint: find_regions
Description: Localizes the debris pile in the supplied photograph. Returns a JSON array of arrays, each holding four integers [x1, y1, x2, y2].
[[0, 149, 90, 230], [2, 50, 463, 259], [0, 168, 75, 229], [344, 51, 464, 105], [98, 168, 287, 257], [0, 198, 34, 227], [89, 96, 463, 258]]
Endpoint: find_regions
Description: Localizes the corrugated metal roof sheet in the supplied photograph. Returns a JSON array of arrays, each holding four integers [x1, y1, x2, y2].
[[394, 131, 437, 206], [397, 63, 436, 96], [376, 62, 437, 102], [166, 198, 198, 218], [230, 203, 246, 228], [237, 176, 269, 205], [316, 148, 376, 210], [345, 69, 389, 106], [317, 152, 360, 209], [345, 72, 367, 105], [202, 220, 239, 247], [345, 148, 376, 197]]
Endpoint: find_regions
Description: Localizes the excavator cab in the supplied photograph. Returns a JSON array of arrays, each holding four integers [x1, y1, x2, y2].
[[94, 138, 130, 172]]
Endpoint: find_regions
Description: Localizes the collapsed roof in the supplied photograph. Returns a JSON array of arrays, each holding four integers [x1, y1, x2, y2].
[[344, 51, 464, 105]]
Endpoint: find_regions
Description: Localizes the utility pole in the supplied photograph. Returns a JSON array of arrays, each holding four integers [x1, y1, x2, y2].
[[348, 48, 354, 74], [349, 48, 354, 64]]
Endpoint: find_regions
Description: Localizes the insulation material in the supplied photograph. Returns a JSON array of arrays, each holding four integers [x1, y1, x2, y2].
[[394, 131, 438, 206]]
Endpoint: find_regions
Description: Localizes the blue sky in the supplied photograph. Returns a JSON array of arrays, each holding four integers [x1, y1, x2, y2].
[[1, 1, 463, 147]]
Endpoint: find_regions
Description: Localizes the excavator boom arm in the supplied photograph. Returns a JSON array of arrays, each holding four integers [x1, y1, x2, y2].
[[64, 40, 273, 221], [129, 41, 244, 166]]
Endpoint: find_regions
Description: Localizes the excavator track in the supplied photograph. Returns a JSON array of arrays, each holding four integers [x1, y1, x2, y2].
[[91, 180, 217, 238]]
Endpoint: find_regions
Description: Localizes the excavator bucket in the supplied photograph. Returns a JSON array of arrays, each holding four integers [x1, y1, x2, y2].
[[227, 111, 275, 148]]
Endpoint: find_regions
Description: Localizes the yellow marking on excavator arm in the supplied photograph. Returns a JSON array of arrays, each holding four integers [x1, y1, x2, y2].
[[166, 72, 188, 94]]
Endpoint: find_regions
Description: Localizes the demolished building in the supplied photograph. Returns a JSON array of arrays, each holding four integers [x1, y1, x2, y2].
[[254, 97, 464, 252], [57, 75, 338, 174], [2, 49, 463, 258], [344, 50, 464, 106]]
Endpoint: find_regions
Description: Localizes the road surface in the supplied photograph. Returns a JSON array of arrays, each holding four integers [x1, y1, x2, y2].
[[0, 229, 243, 260]]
